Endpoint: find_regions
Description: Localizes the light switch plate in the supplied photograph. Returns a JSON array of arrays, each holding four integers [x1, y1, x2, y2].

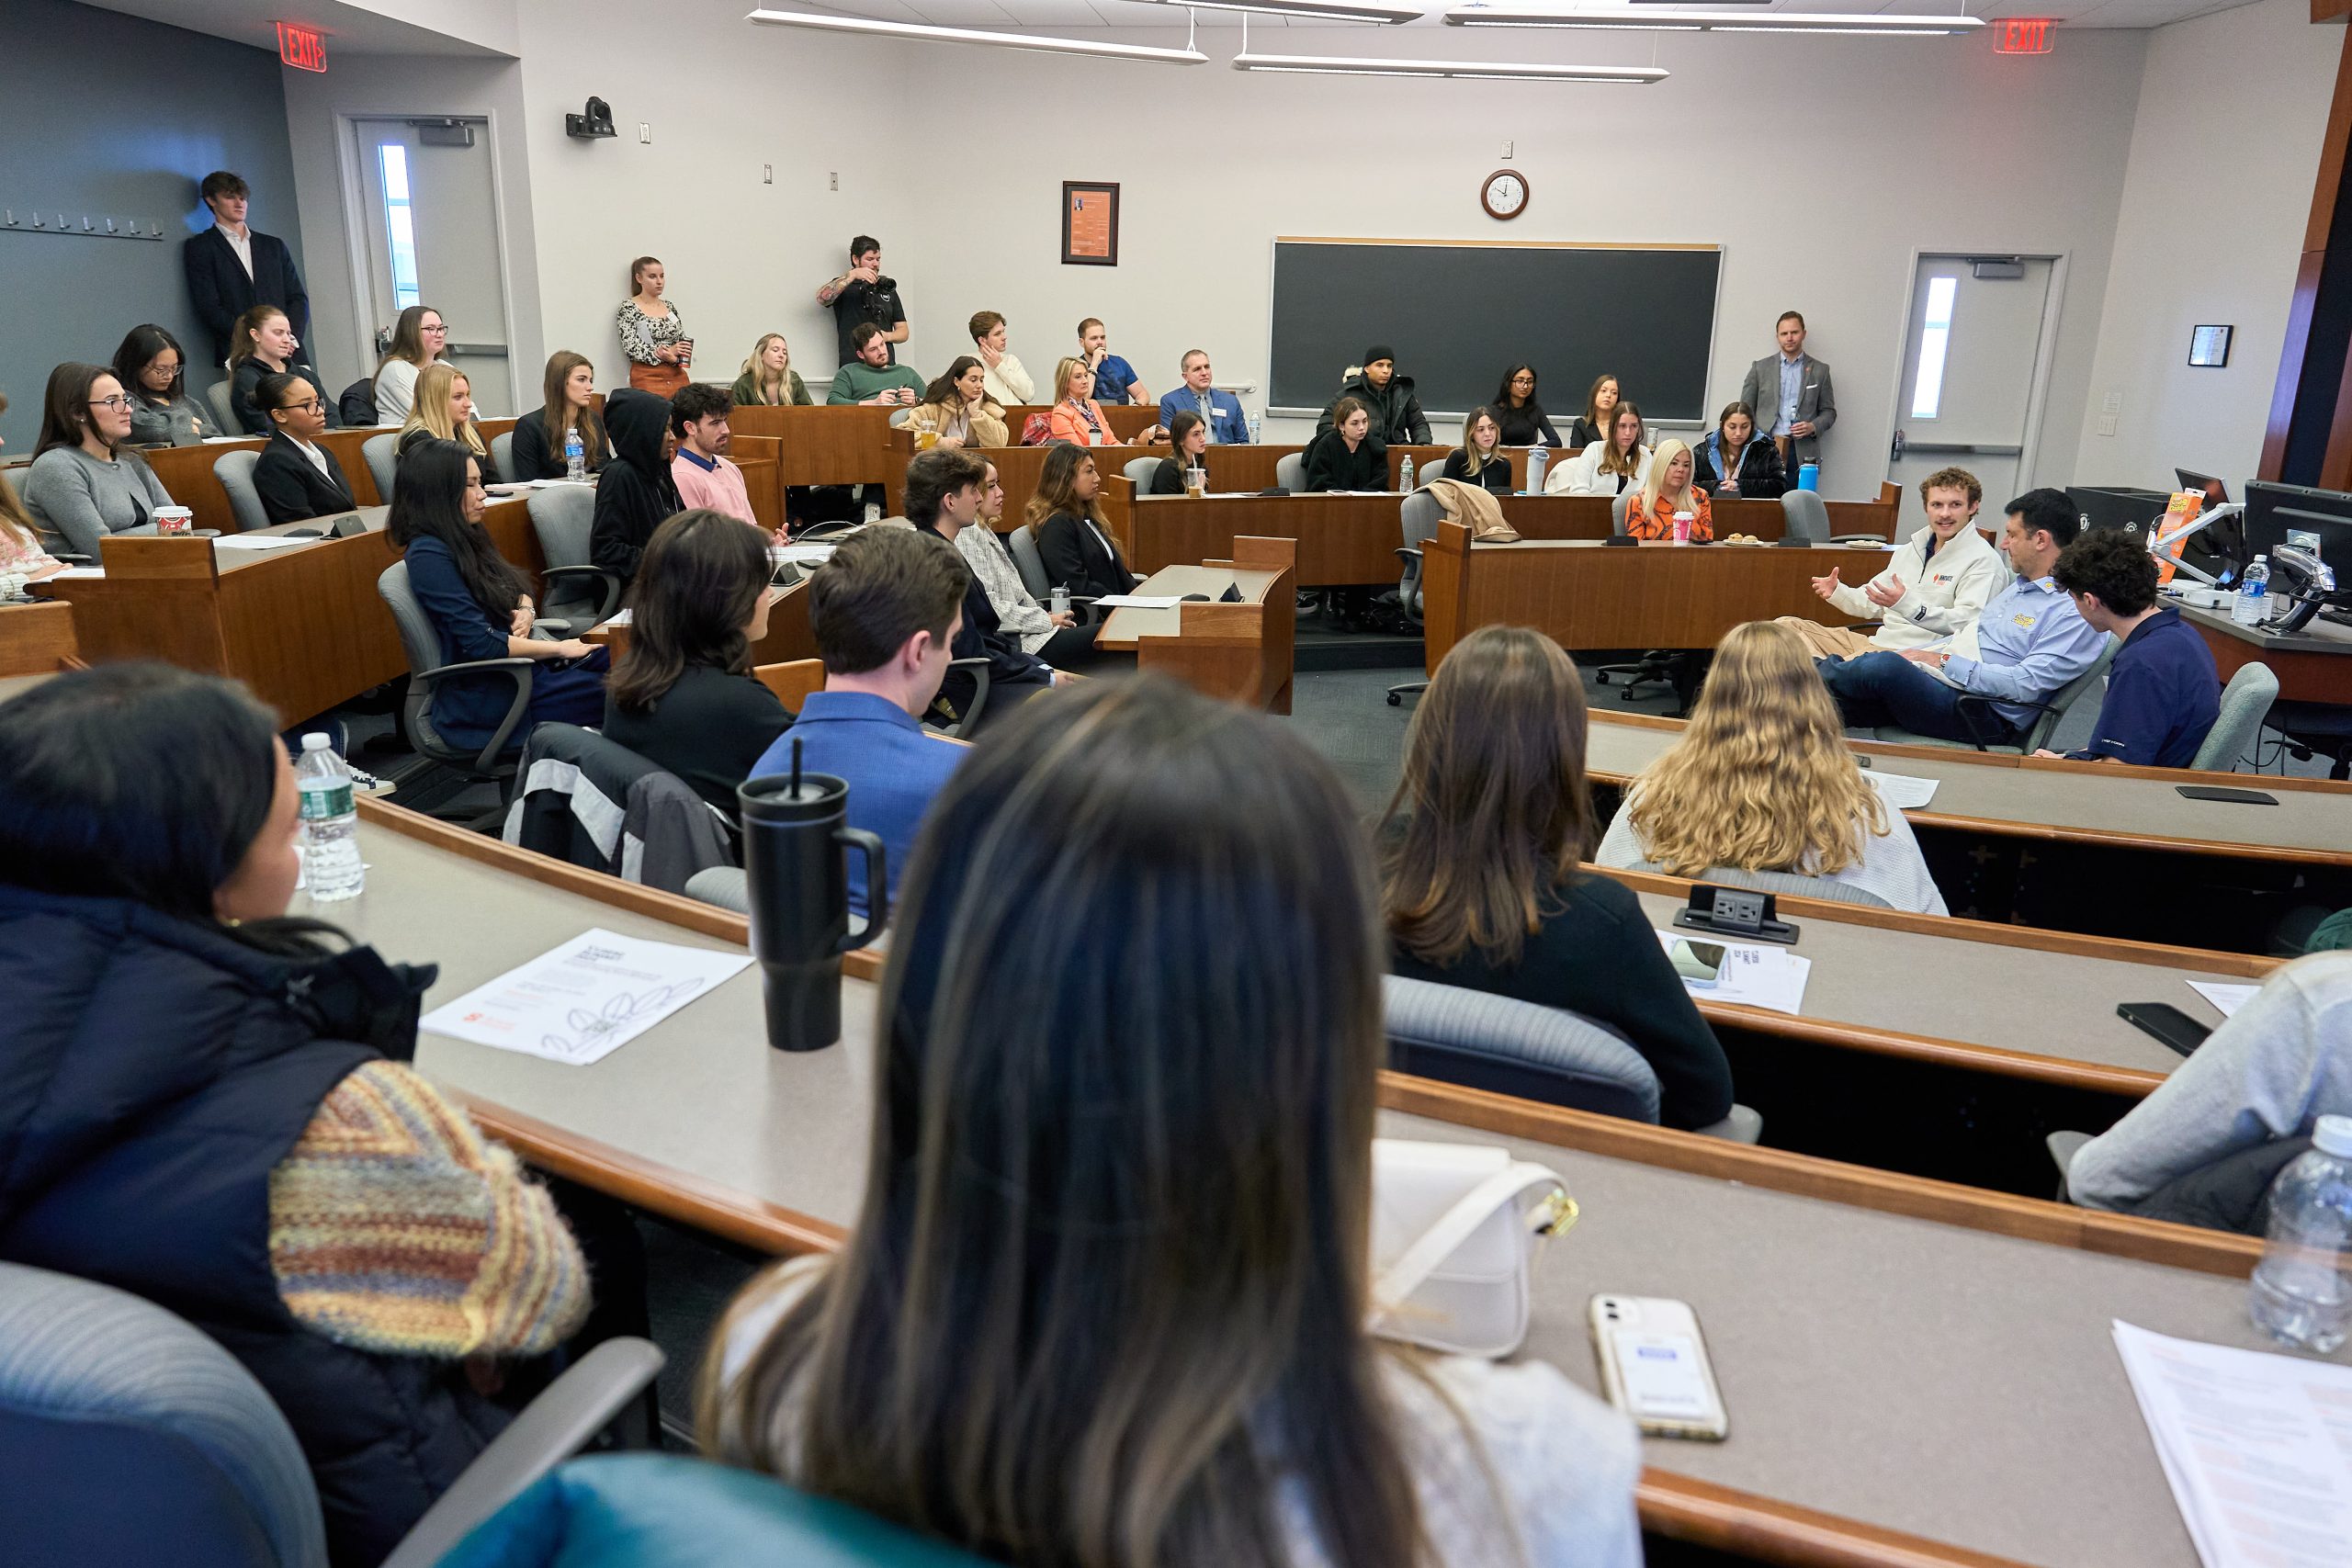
[[2097, 414, 2119, 436]]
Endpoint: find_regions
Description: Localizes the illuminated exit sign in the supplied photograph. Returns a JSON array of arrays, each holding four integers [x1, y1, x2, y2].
[[1994, 17, 2054, 53], [277, 21, 328, 72]]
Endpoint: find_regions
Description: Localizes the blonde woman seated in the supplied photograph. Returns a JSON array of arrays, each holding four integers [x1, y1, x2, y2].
[[396, 362, 499, 479], [1437, 406, 1514, 495], [1623, 438, 1712, 541], [910, 355, 1009, 448], [1596, 621, 1948, 914], [1548, 401, 1650, 496], [1046, 357, 1163, 447], [730, 333, 815, 407]]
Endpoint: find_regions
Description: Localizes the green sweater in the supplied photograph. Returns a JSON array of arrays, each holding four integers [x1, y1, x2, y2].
[[729, 370, 813, 407], [827, 361, 925, 405]]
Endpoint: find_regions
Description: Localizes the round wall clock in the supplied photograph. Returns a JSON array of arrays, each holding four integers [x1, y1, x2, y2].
[[1482, 169, 1529, 220]]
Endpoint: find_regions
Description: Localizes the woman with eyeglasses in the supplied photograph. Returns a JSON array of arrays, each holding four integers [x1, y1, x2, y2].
[[110, 324, 215, 446], [370, 304, 449, 425], [251, 372, 357, 526], [20, 362, 175, 558]]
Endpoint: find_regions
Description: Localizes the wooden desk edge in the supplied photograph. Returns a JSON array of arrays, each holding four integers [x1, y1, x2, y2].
[[1637, 1472, 2034, 1568]]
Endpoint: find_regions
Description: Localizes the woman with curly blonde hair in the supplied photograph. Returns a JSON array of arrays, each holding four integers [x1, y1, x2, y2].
[[1596, 621, 1948, 914]]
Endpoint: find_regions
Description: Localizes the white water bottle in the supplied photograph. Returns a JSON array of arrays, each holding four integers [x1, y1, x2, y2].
[[1398, 454, 1416, 493], [2233, 554, 2271, 627], [1526, 446, 1549, 494], [2249, 1115, 2352, 1353], [296, 733, 365, 901], [564, 428, 585, 481], [1247, 413, 1262, 444]]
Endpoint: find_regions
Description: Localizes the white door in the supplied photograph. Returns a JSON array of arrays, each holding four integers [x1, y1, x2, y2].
[[352, 118, 513, 416], [1887, 255, 2058, 533]]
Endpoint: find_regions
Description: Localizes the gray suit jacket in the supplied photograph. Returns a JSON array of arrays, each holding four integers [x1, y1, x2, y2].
[[1739, 353, 1837, 468]]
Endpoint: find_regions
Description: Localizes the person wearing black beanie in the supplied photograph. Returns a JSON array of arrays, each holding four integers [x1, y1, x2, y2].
[[1314, 344, 1430, 446]]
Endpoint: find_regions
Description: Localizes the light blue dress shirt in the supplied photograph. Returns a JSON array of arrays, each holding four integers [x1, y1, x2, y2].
[[1776, 354, 1804, 436], [1934, 574, 2107, 725]]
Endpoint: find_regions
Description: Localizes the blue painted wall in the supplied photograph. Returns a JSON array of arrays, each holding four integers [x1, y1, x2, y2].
[[0, 0, 303, 452]]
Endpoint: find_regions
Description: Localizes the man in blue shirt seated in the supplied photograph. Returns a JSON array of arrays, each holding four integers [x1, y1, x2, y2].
[[750, 525, 969, 916], [1815, 489, 2108, 746], [1156, 350, 1250, 443], [2034, 527, 2220, 767], [1078, 317, 1149, 406]]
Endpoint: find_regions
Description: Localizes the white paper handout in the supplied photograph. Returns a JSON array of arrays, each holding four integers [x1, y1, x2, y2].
[[772, 543, 838, 567], [2112, 1320, 2352, 1568], [1861, 770, 1939, 809], [1093, 594, 1184, 609], [213, 534, 314, 552], [419, 927, 751, 1066], [2187, 980, 2261, 1020], [1654, 931, 1811, 1014]]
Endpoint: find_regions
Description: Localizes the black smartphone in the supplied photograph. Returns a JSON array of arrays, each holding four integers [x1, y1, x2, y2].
[[2118, 1001, 2212, 1058], [2176, 785, 2278, 806]]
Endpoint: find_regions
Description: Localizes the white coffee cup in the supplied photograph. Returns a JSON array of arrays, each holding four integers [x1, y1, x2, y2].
[[154, 504, 195, 535]]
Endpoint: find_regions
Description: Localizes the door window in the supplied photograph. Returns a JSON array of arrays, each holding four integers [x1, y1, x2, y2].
[[1908, 276, 1958, 420], [377, 143, 422, 311]]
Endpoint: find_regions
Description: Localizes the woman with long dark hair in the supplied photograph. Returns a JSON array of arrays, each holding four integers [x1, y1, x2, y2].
[[910, 355, 1009, 449], [1026, 440, 1137, 600], [110, 323, 215, 446], [0, 662, 591, 1564], [21, 362, 174, 557], [1566, 372, 1621, 450], [1490, 363, 1562, 448], [510, 350, 611, 481], [370, 302, 448, 424], [1383, 625, 1736, 1130], [389, 438, 606, 747], [602, 510, 790, 811], [704, 676, 1642, 1567]]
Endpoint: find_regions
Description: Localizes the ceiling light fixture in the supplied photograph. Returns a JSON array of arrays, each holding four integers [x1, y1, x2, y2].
[[1231, 51, 1665, 80], [745, 7, 1209, 63], [1444, 6, 1982, 33], [1125, 0, 1424, 22]]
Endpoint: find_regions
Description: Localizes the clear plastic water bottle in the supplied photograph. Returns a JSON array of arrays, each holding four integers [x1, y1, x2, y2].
[[1247, 413, 1262, 445], [1526, 446, 1548, 494], [2233, 554, 2271, 627], [564, 428, 585, 481], [1398, 454, 1416, 493], [863, 501, 882, 526], [296, 733, 366, 902], [2249, 1115, 2352, 1352]]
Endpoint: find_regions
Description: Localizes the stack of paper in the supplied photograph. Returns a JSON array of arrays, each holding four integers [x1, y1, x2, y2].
[[2187, 980, 2261, 1019], [419, 927, 751, 1066], [2113, 1321, 2352, 1568], [1861, 770, 1940, 808], [1094, 594, 1183, 610], [213, 534, 313, 552], [1654, 931, 1811, 1014]]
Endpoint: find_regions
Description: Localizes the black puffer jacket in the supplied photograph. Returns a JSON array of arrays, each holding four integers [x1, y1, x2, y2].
[[1316, 369, 1430, 446]]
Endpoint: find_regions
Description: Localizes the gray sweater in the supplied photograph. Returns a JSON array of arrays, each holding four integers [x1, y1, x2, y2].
[[128, 393, 217, 447], [22, 446, 173, 558], [2070, 953, 2352, 1212]]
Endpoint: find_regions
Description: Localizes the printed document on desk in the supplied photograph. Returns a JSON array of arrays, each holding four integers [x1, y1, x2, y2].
[[2112, 1321, 2352, 1568], [420, 926, 751, 1066], [1655, 931, 1810, 1014], [1862, 770, 1939, 809], [1094, 594, 1183, 609]]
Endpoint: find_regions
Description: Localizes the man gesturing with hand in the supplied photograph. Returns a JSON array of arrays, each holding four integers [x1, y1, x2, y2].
[[1776, 467, 2005, 660]]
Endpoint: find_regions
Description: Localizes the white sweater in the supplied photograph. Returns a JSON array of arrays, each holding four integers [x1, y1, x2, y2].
[[372, 356, 430, 424], [718, 1257, 1644, 1568], [1597, 781, 1949, 915], [1548, 442, 1651, 496], [1823, 523, 2006, 651], [2071, 953, 2352, 1212], [980, 352, 1035, 407]]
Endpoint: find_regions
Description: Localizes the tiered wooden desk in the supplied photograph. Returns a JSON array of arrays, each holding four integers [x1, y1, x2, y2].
[[1095, 536, 1295, 712]]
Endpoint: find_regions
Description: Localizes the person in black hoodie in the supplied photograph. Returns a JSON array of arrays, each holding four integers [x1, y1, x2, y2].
[[907, 446, 1057, 732], [0, 663, 605, 1566], [1314, 344, 1430, 446], [591, 387, 682, 583]]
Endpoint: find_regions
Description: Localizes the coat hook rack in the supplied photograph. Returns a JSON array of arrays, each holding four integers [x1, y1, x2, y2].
[[0, 206, 165, 242]]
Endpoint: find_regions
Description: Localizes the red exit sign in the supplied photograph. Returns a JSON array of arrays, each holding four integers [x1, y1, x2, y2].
[[1994, 17, 2054, 53], [277, 21, 328, 72]]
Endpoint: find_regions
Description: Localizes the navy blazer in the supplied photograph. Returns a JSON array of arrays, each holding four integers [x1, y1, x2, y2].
[[183, 226, 311, 367]]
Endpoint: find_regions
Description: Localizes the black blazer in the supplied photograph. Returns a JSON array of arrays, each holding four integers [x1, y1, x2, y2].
[[252, 432, 356, 526], [509, 407, 611, 482], [183, 227, 310, 367], [1035, 511, 1136, 600]]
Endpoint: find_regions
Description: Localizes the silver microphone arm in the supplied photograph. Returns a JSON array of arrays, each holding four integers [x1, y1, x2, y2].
[[2145, 501, 2244, 590]]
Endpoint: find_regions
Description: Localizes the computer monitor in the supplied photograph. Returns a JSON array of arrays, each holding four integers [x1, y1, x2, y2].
[[2243, 479, 2352, 568], [2066, 486, 2170, 540], [2175, 468, 2230, 509]]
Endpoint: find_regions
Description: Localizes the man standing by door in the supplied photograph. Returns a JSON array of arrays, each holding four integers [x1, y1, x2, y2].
[[1740, 310, 1835, 480], [183, 171, 310, 371]]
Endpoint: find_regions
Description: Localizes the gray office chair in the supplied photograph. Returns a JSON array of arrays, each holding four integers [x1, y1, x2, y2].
[[0, 1260, 662, 1568], [525, 484, 624, 630], [1386, 489, 1445, 706], [205, 378, 241, 434], [1625, 861, 1896, 909], [377, 559, 537, 817], [361, 434, 401, 504], [1872, 637, 2119, 753], [1006, 523, 1052, 601], [1382, 976, 1763, 1142], [1611, 489, 1633, 535], [1274, 452, 1306, 491], [887, 407, 918, 429], [2191, 660, 2278, 773], [213, 448, 268, 532], [1780, 489, 1882, 545], [683, 868, 875, 951], [1122, 455, 1161, 488], [1596, 487, 1690, 704], [491, 430, 516, 485]]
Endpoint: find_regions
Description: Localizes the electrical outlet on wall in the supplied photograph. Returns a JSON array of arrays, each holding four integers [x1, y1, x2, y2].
[[638, 122, 651, 144], [2101, 389, 2122, 415], [2097, 414, 2119, 437]]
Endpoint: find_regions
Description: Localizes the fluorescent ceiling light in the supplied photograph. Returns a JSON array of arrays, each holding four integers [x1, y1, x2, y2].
[[1232, 51, 1665, 80], [745, 8, 1208, 63], [1123, 0, 1424, 21], [1445, 6, 1982, 32]]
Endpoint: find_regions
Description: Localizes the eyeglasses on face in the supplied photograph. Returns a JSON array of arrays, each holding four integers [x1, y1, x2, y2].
[[87, 395, 134, 411], [278, 398, 328, 414]]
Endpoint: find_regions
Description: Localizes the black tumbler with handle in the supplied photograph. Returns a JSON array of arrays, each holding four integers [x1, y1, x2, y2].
[[738, 739, 888, 1053]]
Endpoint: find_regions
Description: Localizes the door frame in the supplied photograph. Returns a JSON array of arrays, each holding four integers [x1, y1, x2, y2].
[[332, 110, 524, 413], [1883, 249, 2069, 500]]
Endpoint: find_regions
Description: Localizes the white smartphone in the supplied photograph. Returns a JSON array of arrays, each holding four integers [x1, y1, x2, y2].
[[1589, 1294, 1729, 1440], [1668, 938, 1725, 988]]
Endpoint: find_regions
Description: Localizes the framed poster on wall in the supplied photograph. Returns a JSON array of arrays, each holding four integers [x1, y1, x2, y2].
[[1062, 182, 1119, 266], [2188, 325, 2233, 368]]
